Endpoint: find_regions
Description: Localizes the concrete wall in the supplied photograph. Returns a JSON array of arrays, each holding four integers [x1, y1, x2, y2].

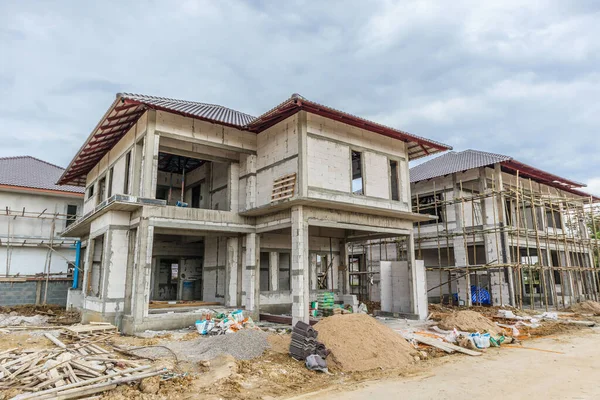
[[0, 280, 71, 306], [155, 111, 256, 153], [256, 115, 299, 208], [306, 113, 410, 208], [203, 236, 227, 302], [307, 135, 350, 193]]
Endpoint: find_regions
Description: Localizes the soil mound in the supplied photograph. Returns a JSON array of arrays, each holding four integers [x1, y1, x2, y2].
[[313, 314, 414, 372], [571, 300, 600, 315], [268, 334, 291, 354], [438, 310, 500, 334]]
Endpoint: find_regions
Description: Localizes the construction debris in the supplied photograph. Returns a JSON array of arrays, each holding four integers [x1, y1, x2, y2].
[[438, 310, 501, 335], [410, 333, 482, 356], [0, 324, 167, 400], [570, 300, 600, 316], [195, 309, 257, 335]]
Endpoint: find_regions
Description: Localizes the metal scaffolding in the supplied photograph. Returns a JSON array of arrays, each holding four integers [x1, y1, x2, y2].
[[412, 170, 600, 311], [1, 207, 78, 304]]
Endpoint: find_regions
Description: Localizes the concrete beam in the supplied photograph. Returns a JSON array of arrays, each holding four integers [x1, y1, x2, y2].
[[149, 217, 255, 233]]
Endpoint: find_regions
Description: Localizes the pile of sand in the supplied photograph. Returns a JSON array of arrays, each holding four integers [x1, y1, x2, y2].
[[313, 314, 415, 372], [438, 310, 500, 335], [571, 300, 600, 316], [268, 334, 292, 354]]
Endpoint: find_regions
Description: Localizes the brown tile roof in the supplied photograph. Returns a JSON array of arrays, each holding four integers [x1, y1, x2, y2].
[[0, 156, 84, 194], [58, 93, 452, 186]]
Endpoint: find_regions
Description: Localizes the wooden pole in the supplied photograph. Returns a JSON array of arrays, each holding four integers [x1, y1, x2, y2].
[[43, 214, 57, 305]]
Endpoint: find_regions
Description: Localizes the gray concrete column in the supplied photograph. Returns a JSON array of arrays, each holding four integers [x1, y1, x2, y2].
[[243, 233, 260, 318], [225, 236, 239, 307], [228, 163, 240, 213], [310, 253, 317, 290], [291, 206, 309, 325], [242, 155, 257, 211], [452, 173, 472, 306], [453, 238, 471, 306], [339, 239, 349, 294], [141, 110, 158, 198], [131, 219, 154, 322], [297, 111, 308, 198], [408, 231, 428, 318], [269, 252, 279, 291]]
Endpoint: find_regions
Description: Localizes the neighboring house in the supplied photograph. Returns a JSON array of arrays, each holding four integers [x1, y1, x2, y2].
[[58, 92, 451, 333], [0, 156, 84, 306], [409, 149, 599, 309]]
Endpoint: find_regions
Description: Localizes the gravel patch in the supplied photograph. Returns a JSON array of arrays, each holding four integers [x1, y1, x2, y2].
[[127, 329, 270, 362]]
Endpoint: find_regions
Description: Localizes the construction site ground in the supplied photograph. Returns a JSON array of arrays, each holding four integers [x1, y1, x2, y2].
[[292, 330, 600, 400], [1, 305, 599, 399]]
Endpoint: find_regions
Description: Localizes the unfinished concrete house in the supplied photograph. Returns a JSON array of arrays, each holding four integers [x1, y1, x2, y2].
[[408, 149, 600, 310], [0, 156, 84, 306], [57, 93, 451, 333]]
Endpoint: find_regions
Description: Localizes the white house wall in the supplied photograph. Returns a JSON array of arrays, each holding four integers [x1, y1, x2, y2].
[[0, 190, 82, 275]]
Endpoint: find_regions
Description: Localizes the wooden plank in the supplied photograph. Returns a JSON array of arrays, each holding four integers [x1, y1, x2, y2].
[[272, 187, 295, 196], [271, 194, 294, 202], [148, 301, 221, 309], [412, 334, 482, 356], [64, 325, 117, 335], [44, 333, 67, 349], [16, 365, 154, 400], [273, 178, 296, 187]]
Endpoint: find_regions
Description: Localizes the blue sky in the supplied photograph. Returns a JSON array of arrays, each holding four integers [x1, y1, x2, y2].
[[1, 1, 599, 194]]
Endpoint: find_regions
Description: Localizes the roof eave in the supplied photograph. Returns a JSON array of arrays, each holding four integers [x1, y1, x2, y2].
[[57, 96, 123, 186], [246, 98, 452, 160], [501, 160, 585, 189]]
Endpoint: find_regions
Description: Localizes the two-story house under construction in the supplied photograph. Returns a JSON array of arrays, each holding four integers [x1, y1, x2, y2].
[[58, 93, 451, 333], [410, 150, 599, 310]]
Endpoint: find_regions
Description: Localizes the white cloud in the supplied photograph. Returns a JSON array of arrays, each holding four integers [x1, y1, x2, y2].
[[0, 0, 598, 187], [587, 178, 600, 197]]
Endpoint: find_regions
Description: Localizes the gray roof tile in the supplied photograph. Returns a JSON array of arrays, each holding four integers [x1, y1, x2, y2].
[[120, 93, 256, 126], [410, 149, 512, 182], [0, 156, 84, 194]]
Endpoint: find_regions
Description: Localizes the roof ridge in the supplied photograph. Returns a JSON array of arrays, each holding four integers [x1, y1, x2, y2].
[[462, 148, 512, 160], [0, 155, 65, 170], [119, 92, 256, 119]]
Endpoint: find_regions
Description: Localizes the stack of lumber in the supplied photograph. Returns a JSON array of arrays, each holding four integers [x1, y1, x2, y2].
[[61, 322, 118, 339], [0, 327, 165, 399]]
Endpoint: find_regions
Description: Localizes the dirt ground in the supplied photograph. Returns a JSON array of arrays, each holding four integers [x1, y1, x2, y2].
[[2, 307, 598, 400], [290, 328, 600, 400]]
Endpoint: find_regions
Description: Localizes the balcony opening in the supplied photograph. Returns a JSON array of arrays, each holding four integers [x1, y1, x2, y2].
[[155, 152, 229, 210]]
